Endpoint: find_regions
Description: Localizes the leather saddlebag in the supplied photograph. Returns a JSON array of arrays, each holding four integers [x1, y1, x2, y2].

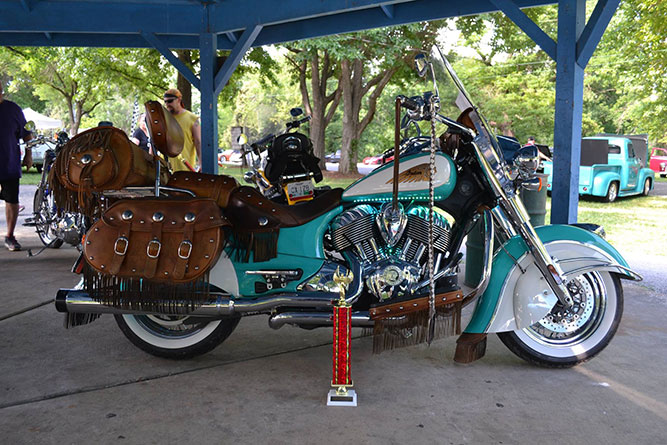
[[83, 197, 228, 283], [167, 171, 239, 208], [54, 126, 169, 192]]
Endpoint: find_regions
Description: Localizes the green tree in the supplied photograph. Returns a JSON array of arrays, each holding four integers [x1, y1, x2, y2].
[[3, 46, 170, 135]]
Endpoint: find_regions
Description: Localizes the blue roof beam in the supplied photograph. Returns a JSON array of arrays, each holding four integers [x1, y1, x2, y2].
[[141, 31, 201, 91], [381, 5, 395, 19], [489, 0, 557, 60], [20, 0, 33, 13], [576, 0, 620, 68], [214, 25, 262, 96]]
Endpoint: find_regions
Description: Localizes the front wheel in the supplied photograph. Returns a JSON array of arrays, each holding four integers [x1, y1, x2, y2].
[[498, 271, 623, 368], [114, 314, 241, 359], [33, 186, 64, 248]]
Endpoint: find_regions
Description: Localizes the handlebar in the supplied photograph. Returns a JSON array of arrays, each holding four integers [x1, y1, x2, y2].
[[248, 114, 312, 152], [26, 135, 53, 149], [397, 95, 422, 112], [286, 115, 311, 130]]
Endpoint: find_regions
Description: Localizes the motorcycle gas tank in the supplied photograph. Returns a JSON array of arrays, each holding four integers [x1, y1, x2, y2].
[[342, 152, 456, 202]]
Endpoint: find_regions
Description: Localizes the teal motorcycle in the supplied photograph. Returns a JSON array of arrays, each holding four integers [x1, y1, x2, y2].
[[55, 45, 640, 368]]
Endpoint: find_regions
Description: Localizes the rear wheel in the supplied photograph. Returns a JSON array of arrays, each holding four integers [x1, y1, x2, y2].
[[114, 314, 241, 359], [604, 182, 618, 202], [498, 271, 622, 368], [33, 186, 63, 248], [642, 178, 651, 196]]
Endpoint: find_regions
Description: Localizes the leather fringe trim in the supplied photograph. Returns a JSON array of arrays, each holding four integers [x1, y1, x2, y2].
[[63, 312, 101, 329], [371, 302, 462, 353], [82, 263, 211, 314], [48, 162, 101, 218], [228, 229, 279, 263]]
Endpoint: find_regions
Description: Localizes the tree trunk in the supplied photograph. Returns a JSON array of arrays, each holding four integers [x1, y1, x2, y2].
[[65, 97, 76, 135], [295, 50, 341, 167], [338, 58, 397, 174], [176, 50, 193, 110]]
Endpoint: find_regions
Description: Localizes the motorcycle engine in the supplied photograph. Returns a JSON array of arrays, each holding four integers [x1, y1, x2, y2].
[[329, 204, 452, 302], [56, 213, 81, 245]]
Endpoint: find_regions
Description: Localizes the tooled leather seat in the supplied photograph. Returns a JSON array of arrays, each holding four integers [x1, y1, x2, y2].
[[225, 186, 343, 229], [167, 171, 239, 208]]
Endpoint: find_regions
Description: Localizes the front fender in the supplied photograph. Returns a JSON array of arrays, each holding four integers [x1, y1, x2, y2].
[[464, 224, 641, 334]]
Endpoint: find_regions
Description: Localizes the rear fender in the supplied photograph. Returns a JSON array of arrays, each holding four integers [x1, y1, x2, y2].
[[464, 224, 641, 334], [592, 171, 620, 196]]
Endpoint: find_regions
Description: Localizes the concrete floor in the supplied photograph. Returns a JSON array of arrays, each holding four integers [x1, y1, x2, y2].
[[1, 188, 666, 444]]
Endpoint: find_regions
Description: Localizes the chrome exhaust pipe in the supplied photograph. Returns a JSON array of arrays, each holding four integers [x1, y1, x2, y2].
[[268, 311, 374, 330], [55, 289, 336, 317]]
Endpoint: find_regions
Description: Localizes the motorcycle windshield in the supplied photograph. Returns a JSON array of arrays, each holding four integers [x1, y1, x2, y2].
[[428, 45, 514, 195]]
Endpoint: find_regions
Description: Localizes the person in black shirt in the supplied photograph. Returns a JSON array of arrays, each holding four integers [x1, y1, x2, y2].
[[130, 113, 151, 153]]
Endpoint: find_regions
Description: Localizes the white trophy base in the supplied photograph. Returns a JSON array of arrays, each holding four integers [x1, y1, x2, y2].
[[327, 389, 357, 407]]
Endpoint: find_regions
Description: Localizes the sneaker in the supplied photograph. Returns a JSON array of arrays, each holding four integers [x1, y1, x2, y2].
[[4, 236, 21, 251]]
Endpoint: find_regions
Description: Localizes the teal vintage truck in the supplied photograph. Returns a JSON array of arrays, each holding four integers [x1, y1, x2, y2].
[[543, 134, 655, 202]]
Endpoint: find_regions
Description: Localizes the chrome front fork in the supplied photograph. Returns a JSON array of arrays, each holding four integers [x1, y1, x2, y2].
[[493, 195, 574, 307]]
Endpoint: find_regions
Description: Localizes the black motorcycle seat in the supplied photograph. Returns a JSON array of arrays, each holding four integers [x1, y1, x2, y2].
[[225, 186, 343, 229]]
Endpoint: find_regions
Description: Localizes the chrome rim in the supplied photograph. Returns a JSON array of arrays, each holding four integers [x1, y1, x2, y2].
[[136, 314, 210, 339], [35, 191, 59, 244], [608, 183, 618, 201], [644, 179, 650, 195], [523, 271, 606, 347]]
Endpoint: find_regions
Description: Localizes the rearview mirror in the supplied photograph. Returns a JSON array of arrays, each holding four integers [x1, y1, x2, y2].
[[414, 54, 428, 78], [24, 120, 36, 132], [290, 107, 303, 118]]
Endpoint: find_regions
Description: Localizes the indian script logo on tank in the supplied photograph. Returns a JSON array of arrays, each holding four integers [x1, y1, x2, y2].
[[385, 163, 436, 184]]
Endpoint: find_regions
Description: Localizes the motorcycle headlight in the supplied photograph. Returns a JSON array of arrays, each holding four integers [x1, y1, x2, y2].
[[513, 146, 539, 179]]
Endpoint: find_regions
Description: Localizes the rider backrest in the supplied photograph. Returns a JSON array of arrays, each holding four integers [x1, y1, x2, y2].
[[144, 100, 184, 158], [264, 132, 323, 183]]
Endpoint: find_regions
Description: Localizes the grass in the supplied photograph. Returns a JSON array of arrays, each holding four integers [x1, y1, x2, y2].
[[218, 164, 361, 189], [545, 194, 667, 258], [19, 168, 42, 185]]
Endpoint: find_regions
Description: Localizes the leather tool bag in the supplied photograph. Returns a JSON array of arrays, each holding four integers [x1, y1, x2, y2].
[[54, 126, 169, 193], [167, 171, 239, 208], [83, 197, 228, 283]]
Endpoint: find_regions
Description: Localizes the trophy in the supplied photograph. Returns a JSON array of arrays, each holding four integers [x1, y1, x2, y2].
[[327, 267, 357, 406]]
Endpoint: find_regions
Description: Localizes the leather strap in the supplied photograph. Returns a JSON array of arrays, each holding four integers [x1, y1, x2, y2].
[[109, 220, 131, 275], [144, 219, 163, 279], [172, 220, 195, 280]]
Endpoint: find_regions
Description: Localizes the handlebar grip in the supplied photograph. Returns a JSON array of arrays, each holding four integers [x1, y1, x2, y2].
[[399, 96, 421, 111]]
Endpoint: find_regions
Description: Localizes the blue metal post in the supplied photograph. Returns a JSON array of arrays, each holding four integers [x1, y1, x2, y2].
[[199, 32, 218, 175], [552, 0, 586, 224]]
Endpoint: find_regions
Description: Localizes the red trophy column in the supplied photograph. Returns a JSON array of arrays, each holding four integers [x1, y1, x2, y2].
[[327, 268, 357, 406]]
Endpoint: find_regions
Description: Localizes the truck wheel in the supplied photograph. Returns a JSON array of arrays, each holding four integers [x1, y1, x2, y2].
[[604, 182, 618, 202], [642, 178, 651, 196]]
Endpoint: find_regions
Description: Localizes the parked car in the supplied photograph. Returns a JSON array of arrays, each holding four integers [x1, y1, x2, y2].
[[325, 150, 341, 163], [543, 135, 655, 202], [20, 137, 52, 173], [362, 154, 384, 165], [649, 147, 667, 177], [218, 149, 243, 165]]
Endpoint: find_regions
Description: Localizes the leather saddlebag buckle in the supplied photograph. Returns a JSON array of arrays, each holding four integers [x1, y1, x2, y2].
[[83, 197, 229, 283]]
